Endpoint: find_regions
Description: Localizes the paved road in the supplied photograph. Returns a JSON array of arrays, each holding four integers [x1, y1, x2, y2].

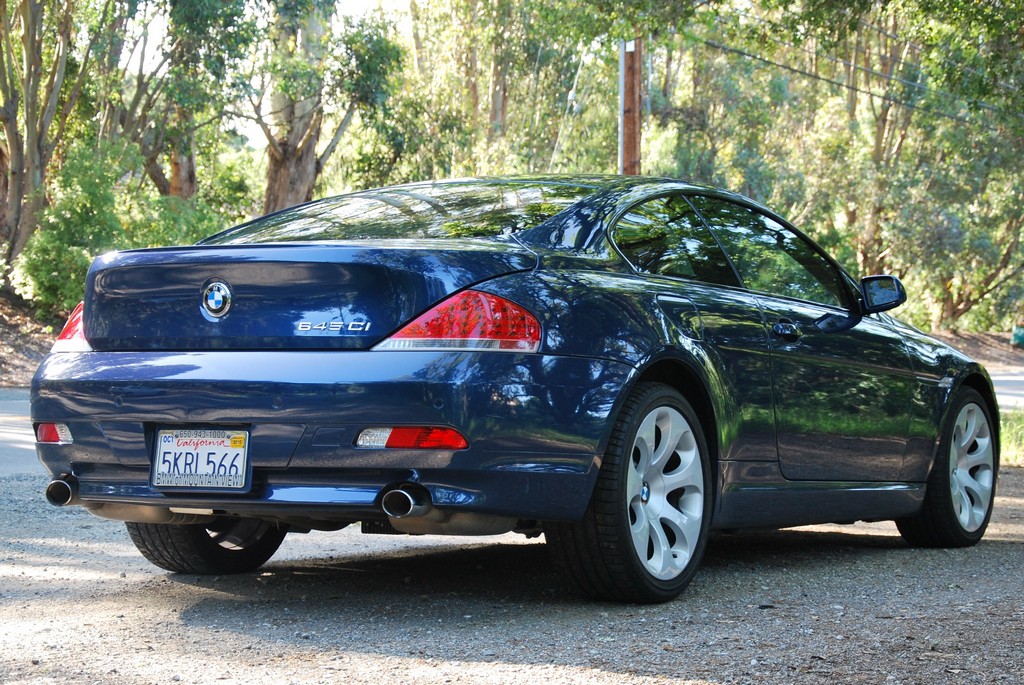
[[0, 388, 37, 476], [990, 371, 1024, 409]]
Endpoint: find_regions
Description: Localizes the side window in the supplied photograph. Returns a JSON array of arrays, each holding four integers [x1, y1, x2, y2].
[[689, 196, 850, 308], [611, 196, 739, 287]]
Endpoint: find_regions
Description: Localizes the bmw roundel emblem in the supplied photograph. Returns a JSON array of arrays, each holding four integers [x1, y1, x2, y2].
[[202, 281, 232, 318]]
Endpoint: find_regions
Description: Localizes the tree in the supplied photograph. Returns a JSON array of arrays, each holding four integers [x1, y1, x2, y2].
[[764, 0, 1024, 328], [4, 0, 1021, 331], [161, 0, 253, 199], [892, 118, 1024, 330], [637, 0, 1023, 329], [0, 0, 115, 286], [91, 0, 253, 200], [908, 0, 1024, 327], [244, 3, 402, 213], [342, 0, 632, 185]]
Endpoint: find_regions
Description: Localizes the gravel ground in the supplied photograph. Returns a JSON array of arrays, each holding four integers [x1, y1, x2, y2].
[[1, 467, 1022, 685]]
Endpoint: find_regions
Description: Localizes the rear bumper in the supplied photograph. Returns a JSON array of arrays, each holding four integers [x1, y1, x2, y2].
[[32, 350, 633, 523]]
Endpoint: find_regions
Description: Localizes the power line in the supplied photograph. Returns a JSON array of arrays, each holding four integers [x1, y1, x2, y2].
[[724, 7, 1014, 104], [720, 10, 1010, 121], [697, 37, 998, 130], [856, 18, 1003, 92], [730, 13, 935, 96]]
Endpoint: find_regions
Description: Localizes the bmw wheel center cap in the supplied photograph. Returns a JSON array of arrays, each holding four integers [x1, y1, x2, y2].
[[202, 281, 233, 318]]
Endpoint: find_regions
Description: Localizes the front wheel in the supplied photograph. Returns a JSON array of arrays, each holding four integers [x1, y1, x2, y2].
[[897, 388, 998, 547], [546, 383, 712, 603], [126, 517, 287, 574]]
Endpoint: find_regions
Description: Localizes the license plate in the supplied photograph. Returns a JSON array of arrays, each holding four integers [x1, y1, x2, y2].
[[153, 429, 249, 490]]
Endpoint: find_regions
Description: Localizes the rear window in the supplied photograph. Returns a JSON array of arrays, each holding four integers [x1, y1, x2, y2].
[[201, 181, 595, 244]]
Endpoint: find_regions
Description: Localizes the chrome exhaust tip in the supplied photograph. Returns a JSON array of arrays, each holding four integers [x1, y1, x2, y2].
[[45, 478, 79, 506], [381, 488, 427, 518]]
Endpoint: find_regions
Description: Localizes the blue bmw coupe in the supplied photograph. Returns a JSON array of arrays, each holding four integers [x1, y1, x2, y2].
[[32, 176, 999, 602]]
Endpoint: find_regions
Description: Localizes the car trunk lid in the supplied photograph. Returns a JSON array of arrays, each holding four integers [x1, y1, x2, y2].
[[82, 240, 536, 351]]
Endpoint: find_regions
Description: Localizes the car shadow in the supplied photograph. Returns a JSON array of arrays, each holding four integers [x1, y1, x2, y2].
[[167, 526, 911, 604], [153, 524, 1023, 678]]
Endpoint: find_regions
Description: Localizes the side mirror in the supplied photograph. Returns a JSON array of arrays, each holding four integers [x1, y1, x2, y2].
[[861, 275, 907, 313]]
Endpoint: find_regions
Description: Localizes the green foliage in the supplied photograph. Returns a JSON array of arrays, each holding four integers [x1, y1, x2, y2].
[[11, 141, 237, 315], [1000, 409, 1024, 466], [637, 2, 1024, 330], [7, 0, 1024, 332], [196, 150, 263, 224], [118, 193, 224, 251], [535, 0, 709, 41], [166, 0, 255, 109], [11, 230, 96, 314], [261, 5, 404, 118], [274, 0, 334, 29], [328, 14, 404, 110], [10, 143, 129, 312], [268, 53, 325, 102], [336, 100, 470, 191], [335, 0, 625, 188]]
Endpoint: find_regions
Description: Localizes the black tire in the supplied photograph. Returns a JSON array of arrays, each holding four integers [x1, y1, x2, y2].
[[126, 517, 287, 574], [897, 388, 999, 547], [546, 382, 713, 603]]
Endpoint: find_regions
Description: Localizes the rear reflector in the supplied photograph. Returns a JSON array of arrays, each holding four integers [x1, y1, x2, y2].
[[375, 290, 541, 352], [51, 302, 92, 352], [356, 427, 468, 450], [36, 423, 73, 444]]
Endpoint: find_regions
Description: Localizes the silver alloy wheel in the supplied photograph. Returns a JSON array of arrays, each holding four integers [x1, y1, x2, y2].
[[949, 401, 996, 532], [627, 405, 706, 580]]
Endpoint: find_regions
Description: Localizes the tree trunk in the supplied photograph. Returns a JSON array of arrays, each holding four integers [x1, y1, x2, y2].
[[843, 16, 918, 278], [258, 0, 329, 213], [263, 130, 321, 213], [0, 119, 27, 266], [13, 161, 45, 260], [0, 123, 20, 263], [169, 109, 197, 199], [0, 139, 14, 288], [261, 1, 330, 214], [0, 143, 8, 235], [458, 0, 480, 127], [409, 0, 428, 80], [169, 146, 197, 199], [486, 0, 511, 142], [144, 155, 171, 196], [488, 58, 508, 141]]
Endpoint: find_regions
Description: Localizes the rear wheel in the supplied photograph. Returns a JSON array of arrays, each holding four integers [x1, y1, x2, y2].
[[126, 517, 287, 574], [897, 388, 998, 547], [546, 383, 712, 603]]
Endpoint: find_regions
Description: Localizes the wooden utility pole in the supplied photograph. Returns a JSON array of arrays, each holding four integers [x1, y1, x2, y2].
[[619, 37, 643, 175]]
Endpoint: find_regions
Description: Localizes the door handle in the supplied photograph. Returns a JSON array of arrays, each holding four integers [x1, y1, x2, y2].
[[772, 320, 803, 341]]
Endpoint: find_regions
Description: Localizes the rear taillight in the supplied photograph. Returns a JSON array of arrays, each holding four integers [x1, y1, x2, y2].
[[374, 290, 541, 352], [51, 302, 92, 352], [356, 426, 468, 450], [36, 423, 73, 444]]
